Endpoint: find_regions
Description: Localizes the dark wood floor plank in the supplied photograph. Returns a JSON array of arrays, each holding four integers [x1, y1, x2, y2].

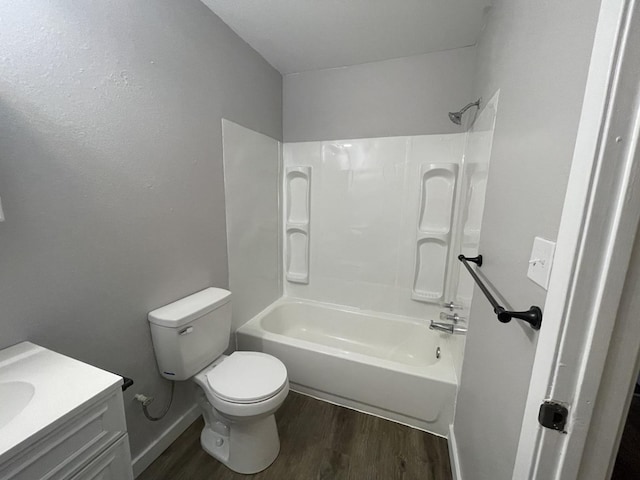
[[317, 448, 350, 480], [139, 391, 452, 480]]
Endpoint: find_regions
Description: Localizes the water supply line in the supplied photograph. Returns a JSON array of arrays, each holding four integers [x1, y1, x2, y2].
[[135, 381, 175, 422]]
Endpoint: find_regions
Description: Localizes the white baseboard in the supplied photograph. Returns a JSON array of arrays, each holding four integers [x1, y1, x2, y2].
[[448, 423, 462, 480], [132, 404, 201, 478]]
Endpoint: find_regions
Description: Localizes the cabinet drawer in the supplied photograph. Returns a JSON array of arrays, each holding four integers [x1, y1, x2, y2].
[[0, 389, 127, 480], [69, 435, 132, 480]]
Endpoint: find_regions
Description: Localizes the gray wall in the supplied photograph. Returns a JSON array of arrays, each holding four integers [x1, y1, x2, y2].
[[0, 0, 281, 462], [453, 1, 602, 479], [283, 47, 476, 142]]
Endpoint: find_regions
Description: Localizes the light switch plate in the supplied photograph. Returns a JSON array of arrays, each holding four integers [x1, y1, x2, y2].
[[528, 237, 556, 290]]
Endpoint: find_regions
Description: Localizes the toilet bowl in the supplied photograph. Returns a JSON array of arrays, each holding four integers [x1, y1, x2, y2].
[[147, 288, 289, 474], [193, 351, 289, 474]]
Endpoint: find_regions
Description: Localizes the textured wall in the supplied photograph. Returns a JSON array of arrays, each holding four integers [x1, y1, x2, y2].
[[0, 0, 281, 463], [452, 1, 602, 479], [283, 47, 476, 142]]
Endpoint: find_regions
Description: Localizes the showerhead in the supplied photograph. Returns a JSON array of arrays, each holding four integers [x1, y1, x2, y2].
[[448, 99, 482, 126], [448, 111, 463, 125]]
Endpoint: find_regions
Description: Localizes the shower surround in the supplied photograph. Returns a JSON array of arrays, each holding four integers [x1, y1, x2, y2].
[[229, 93, 498, 436], [282, 133, 466, 319]]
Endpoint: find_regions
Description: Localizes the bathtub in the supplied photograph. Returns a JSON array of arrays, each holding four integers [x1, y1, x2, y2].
[[236, 298, 459, 437]]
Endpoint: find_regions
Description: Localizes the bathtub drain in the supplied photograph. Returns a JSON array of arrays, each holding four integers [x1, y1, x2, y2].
[[436, 347, 441, 359]]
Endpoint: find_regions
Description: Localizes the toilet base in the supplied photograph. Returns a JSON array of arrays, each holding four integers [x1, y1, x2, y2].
[[200, 414, 280, 474]]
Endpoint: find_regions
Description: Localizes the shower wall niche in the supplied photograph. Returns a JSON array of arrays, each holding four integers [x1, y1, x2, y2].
[[284, 166, 311, 284], [412, 163, 458, 303]]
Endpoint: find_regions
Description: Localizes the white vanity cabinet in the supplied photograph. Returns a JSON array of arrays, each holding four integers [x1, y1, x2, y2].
[[0, 343, 134, 480], [69, 435, 132, 480]]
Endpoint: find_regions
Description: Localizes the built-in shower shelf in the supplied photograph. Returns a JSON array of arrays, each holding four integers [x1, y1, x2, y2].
[[412, 163, 458, 304], [286, 222, 309, 233], [285, 166, 311, 284], [285, 271, 309, 284]]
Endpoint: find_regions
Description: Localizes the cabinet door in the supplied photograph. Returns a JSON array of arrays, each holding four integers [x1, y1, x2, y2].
[[70, 435, 132, 480], [0, 389, 127, 480]]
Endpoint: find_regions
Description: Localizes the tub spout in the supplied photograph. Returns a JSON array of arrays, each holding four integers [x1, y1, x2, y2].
[[429, 321, 468, 335]]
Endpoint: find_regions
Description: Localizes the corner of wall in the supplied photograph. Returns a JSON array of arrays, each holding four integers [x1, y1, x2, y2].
[[131, 404, 201, 478]]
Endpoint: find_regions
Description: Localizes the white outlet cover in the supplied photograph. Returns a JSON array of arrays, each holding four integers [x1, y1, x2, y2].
[[528, 237, 556, 290]]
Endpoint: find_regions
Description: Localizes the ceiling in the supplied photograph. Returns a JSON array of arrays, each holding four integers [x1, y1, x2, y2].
[[200, 0, 491, 75]]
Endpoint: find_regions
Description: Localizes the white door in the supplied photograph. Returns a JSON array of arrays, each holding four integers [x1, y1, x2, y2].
[[513, 0, 640, 478]]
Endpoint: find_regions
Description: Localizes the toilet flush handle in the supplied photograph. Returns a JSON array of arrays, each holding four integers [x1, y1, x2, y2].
[[179, 326, 194, 336]]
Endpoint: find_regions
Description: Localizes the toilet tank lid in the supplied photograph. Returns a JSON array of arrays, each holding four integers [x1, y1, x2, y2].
[[148, 288, 231, 328]]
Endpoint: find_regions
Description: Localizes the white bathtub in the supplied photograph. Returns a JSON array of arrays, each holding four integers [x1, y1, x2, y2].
[[236, 298, 459, 436]]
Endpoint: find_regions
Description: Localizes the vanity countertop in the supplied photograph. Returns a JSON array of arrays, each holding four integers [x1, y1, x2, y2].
[[0, 342, 122, 463]]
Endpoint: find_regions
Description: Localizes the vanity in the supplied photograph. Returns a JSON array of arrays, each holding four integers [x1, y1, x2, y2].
[[0, 342, 133, 480]]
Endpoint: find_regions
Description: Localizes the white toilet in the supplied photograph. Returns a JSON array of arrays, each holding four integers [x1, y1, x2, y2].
[[147, 288, 289, 474]]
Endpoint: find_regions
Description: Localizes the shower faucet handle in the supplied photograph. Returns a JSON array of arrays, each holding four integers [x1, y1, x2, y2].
[[442, 301, 463, 311], [439, 312, 465, 323]]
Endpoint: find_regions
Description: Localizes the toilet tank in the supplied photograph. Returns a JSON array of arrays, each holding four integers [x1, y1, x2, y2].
[[148, 288, 232, 380]]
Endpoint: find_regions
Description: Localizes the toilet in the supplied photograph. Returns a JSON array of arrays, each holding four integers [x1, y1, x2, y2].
[[147, 288, 289, 474]]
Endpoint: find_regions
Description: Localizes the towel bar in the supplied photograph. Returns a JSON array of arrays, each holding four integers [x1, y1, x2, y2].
[[458, 254, 542, 330]]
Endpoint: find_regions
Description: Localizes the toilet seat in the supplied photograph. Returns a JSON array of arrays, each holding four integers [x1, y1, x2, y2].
[[206, 352, 288, 404]]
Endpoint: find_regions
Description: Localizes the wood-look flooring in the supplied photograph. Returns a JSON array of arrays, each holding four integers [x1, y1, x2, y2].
[[612, 393, 640, 480], [139, 392, 452, 480]]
